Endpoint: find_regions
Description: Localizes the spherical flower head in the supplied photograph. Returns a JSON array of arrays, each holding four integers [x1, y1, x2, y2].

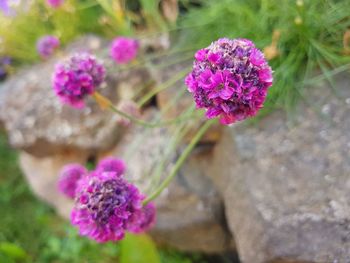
[[185, 38, 273, 125], [52, 52, 106, 108], [110, 37, 139, 64], [46, 0, 64, 8], [96, 157, 126, 176], [58, 164, 87, 199], [71, 171, 147, 243], [37, 35, 60, 59]]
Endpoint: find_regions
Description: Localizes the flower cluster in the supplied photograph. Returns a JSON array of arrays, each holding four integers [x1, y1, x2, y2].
[[110, 37, 139, 64], [37, 35, 60, 59], [58, 157, 156, 243], [185, 38, 273, 125], [52, 52, 106, 108], [46, 0, 64, 8]]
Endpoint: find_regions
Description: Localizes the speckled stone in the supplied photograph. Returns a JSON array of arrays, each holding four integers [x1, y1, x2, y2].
[[19, 149, 87, 219], [208, 73, 350, 263], [0, 35, 153, 157]]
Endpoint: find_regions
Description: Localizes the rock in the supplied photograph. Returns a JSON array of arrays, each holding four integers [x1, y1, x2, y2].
[[0, 35, 153, 157], [151, 52, 223, 144], [208, 73, 350, 262], [102, 108, 233, 253], [19, 150, 84, 219]]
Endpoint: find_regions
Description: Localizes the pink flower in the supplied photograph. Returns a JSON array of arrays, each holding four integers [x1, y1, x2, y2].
[[46, 0, 64, 8], [185, 38, 273, 125], [70, 157, 156, 243], [109, 37, 139, 64], [52, 53, 106, 108], [37, 35, 60, 59], [96, 157, 126, 176], [58, 164, 87, 199]]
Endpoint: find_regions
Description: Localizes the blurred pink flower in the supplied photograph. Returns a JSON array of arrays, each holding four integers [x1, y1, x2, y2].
[[37, 35, 60, 59], [52, 52, 105, 108], [110, 37, 139, 64], [46, 0, 64, 8], [57, 164, 87, 199]]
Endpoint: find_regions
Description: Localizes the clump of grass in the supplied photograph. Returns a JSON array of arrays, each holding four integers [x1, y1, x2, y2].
[[175, 0, 350, 116]]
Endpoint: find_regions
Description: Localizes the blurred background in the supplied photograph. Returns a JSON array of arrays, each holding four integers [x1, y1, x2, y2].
[[0, 0, 350, 262]]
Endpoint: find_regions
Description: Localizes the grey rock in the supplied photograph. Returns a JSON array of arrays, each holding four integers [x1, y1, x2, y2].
[[19, 150, 83, 219], [209, 73, 350, 263], [0, 35, 152, 157]]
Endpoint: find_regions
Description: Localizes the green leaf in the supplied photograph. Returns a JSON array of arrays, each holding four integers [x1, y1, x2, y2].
[[0, 242, 28, 260], [120, 234, 161, 263]]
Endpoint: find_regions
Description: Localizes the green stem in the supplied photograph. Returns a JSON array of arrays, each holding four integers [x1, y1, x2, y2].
[[137, 67, 191, 107], [108, 104, 195, 128], [143, 119, 215, 204]]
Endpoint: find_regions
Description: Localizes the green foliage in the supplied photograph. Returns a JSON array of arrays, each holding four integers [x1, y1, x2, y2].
[[0, 242, 29, 262], [176, 0, 350, 115], [120, 234, 161, 263], [139, 0, 167, 30]]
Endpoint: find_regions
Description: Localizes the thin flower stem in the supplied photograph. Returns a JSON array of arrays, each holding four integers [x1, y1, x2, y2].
[[137, 67, 191, 107], [93, 92, 196, 128], [143, 119, 216, 205], [109, 104, 194, 128]]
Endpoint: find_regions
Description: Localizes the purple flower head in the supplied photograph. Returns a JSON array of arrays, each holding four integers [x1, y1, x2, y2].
[[71, 161, 156, 243], [96, 157, 126, 176], [0, 0, 11, 16], [0, 56, 11, 65], [46, 0, 64, 8], [58, 164, 87, 199], [52, 52, 106, 108], [0, 0, 18, 16], [185, 38, 273, 125], [37, 35, 60, 59], [110, 37, 139, 64]]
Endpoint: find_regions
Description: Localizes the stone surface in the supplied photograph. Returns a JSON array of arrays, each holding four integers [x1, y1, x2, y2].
[[208, 73, 350, 263], [19, 150, 86, 219], [102, 109, 233, 252], [0, 35, 153, 157]]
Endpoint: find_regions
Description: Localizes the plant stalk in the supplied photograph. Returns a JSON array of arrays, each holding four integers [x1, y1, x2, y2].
[[143, 119, 215, 204]]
